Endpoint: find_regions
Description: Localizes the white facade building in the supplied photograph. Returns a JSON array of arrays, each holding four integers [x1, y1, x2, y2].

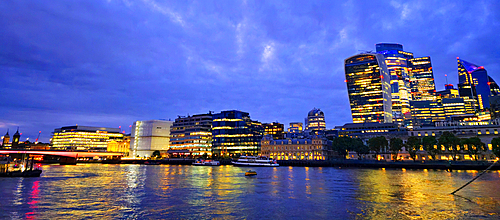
[[130, 120, 173, 158]]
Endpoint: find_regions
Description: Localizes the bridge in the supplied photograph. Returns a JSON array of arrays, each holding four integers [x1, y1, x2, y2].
[[0, 149, 123, 165]]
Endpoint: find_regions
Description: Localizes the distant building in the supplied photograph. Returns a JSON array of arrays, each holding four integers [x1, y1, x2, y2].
[[286, 122, 303, 138], [305, 108, 326, 132], [490, 96, 500, 119], [51, 125, 124, 151], [1, 130, 10, 147], [335, 122, 402, 139], [261, 135, 333, 160], [410, 100, 445, 127], [170, 113, 213, 157], [408, 57, 436, 101], [344, 53, 392, 123], [12, 129, 20, 148], [410, 119, 500, 160], [263, 122, 285, 140], [212, 110, 264, 156], [107, 135, 130, 156], [436, 85, 459, 99], [130, 120, 173, 158], [442, 98, 467, 118]]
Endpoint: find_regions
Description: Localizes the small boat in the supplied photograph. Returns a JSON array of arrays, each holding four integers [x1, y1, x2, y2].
[[192, 159, 220, 166], [245, 170, 257, 176], [232, 156, 279, 167]]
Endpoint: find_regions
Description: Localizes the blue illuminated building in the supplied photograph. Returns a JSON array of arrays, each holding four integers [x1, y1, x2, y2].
[[457, 58, 496, 112]]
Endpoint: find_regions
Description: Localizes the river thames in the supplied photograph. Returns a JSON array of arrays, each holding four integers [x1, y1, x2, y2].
[[1, 164, 499, 219]]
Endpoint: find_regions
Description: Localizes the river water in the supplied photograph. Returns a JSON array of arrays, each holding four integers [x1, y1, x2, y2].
[[0, 164, 499, 219]]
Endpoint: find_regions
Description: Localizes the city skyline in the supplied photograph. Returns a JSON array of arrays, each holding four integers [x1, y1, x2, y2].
[[1, 1, 500, 142]]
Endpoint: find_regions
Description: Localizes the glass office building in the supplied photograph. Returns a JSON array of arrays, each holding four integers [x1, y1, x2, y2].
[[52, 126, 124, 151], [376, 43, 414, 125], [410, 100, 445, 127], [263, 122, 285, 140], [344, 53, 392, 123], [409, 57, 436, 101], [212, 110, 264, 156], [170, 113, 213, 156]]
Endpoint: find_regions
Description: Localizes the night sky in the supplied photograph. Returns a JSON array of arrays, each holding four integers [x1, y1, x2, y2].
[[1, 0, 499, 142]]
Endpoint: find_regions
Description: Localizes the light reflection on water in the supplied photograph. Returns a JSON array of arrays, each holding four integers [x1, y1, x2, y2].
[[0, 164, 499, 219]]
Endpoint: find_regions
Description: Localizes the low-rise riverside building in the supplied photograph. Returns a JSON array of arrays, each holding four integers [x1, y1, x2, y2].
[[261, 135, 333, 160], [212, 110, 264, 156], [51, 126, 124, 151], [107, 135, 130, 156], [170, 113, 213, 157], [409, 119, 500, 160], [130, 120, 173, 158]]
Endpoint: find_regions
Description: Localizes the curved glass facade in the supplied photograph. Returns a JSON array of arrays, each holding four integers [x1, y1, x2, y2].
[[344, 53, 392, 123], [457, 58, 491, 111]]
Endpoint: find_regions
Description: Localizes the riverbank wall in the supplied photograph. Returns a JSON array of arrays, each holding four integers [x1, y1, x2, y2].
[[278, 159, 500, 170]]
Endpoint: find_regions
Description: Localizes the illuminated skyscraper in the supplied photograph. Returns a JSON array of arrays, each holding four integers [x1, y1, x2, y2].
[[212, 110, 264, 156], [376, 43, 414, 125], [408, 57, 436, 101], [170, 113, 213, 156], [457, 58, 491, 112], [305, 108, 326, 132], [344, 53, 392, 123]]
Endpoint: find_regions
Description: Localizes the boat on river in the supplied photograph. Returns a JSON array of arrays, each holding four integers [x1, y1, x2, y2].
[[192, 159, 220, 166], [0, 156, 42, 177], [245, 170, 257, 176], [232, 156, 279, 167]]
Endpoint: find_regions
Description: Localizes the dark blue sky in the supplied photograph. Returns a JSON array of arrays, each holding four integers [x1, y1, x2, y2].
[[1, 0, 499, 142]]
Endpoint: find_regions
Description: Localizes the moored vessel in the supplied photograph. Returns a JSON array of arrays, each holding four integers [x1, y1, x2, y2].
[[232, 156, 279, 167], [192, 159, 220, 166]]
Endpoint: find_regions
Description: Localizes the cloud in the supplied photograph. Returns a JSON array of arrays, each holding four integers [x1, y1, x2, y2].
[[1, 0, 499, 142]]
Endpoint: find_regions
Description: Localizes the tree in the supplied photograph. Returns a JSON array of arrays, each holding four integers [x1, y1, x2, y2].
[[352, 138, 370, 160], [438, 132, 461, 161], [491, 137, 500, 158], [465, 137, 486, 161], [406, 136, 421, 161], [152, 150, 161, 158], [422, 136, 439, 160], [389, 138, 404, 161], [332, 136, 353, 159], [368, 136, 388, 159]]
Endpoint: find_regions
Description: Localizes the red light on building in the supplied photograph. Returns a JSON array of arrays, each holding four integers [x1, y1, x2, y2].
[[488, 82, 491, 85], [344, 80, 347, 82], [380, 75, 384, 79], [457, 57, 460, 59]]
